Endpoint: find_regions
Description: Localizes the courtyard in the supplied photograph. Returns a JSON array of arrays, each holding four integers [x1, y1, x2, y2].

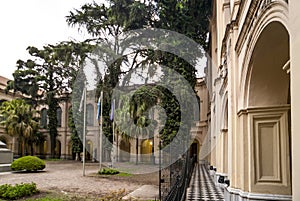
[[0, 160, 159, 200]]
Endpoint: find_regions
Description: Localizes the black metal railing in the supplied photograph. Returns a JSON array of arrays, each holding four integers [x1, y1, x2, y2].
[[159, 149, 196, 201]]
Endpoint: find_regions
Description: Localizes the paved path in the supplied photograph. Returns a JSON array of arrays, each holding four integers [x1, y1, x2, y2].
[[186, 163, 224, 201]]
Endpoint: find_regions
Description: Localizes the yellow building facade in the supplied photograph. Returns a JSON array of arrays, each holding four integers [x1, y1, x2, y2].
[[207, 0, 299, 200]]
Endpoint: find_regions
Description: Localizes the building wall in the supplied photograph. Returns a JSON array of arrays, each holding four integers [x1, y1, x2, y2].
[[289, 1, 300, 200], [208, 0, 294, 200]]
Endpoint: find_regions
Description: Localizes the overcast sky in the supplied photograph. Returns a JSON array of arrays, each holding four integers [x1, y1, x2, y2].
[[0, 0, 97, 79], [0, 0, 206, 80]]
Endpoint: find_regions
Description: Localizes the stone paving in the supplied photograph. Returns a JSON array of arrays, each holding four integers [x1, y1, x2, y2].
[[186, 163, 224, 201], [0, 161, 145, 198]]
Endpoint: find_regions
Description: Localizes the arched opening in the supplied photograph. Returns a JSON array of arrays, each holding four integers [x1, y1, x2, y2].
[[222, 100, 228, 174], [86, 140, 93, 161], [87, 104, 94, 126], [55, 140, 61, 159], [141, 139, 153, 163], [190, 139, 200, 163], [43, 140, 48, 158], [247, 21, 291, 195], [248, 22, 290, 107], [67, 140, 73, 159], [40, 108, 47, 128], [56, 107, 62, 127], [119, 140, 130, 162]]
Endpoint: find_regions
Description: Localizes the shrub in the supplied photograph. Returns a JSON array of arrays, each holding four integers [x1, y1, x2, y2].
[[98, 168, 120, 175], [0, 182, 38, 200], [11, 156, 45, 171]]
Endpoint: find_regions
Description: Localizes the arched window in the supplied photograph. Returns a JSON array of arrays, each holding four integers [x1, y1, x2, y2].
[[194, 96, 201, 121], [57, 107, 62, 127], [41, 108, 48, 128], [87, 104, 94, 126]]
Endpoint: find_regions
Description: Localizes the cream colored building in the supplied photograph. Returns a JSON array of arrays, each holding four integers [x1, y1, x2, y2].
[[207, 0, 300, 200], [0, 75, 209, 166]]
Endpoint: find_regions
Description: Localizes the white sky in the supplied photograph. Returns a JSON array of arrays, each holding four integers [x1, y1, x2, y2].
[[0, 0, 98, 79], [0, 0, 206, 80]]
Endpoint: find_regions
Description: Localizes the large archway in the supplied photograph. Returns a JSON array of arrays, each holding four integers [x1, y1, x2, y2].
[[141, 139, 153, 163], [119, 140, 130, 162], [246, 21, 291, 195]]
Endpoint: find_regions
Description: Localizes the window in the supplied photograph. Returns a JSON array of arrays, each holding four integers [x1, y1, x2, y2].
[[41, 108, 47, 128], [87, 104, 94, 126], [57, 107, 62, 127]]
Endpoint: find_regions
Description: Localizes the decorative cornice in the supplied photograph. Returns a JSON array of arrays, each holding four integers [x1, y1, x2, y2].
[[235, 0, 261, 54], [237, 104, 291, 116], [235, 0, 288, 54]]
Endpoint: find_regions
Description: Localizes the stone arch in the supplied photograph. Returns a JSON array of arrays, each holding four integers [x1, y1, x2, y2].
[[86, 140, 93, 161], [190, 139, 200, 162], [119, 139, 131, 162], [221, 95, 228, 173], [247, 22, 289, 107], [67, 140, 73, 159], [55, 139, 61, 158], [243, 21, 291, 195], [240, 1, 289, 108], [141, 139, 153, 163]]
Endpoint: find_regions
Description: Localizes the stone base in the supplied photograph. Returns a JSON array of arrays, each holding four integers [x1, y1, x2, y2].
[[225, 187, 292, 201], [0, 164, 11, 172], [0, 150, 13, 164]]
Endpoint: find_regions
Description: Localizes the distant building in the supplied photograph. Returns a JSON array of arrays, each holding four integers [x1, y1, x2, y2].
[[0, 75, 209, 164]]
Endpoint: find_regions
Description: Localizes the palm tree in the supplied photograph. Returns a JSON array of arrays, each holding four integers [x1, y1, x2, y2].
[[0, 99, 39, 156]]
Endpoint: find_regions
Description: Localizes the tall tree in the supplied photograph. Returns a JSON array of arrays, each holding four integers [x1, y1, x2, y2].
[[66, 0, 211, 151], [0, 99, 39, 156], [6, 41, 92, 158], [66, 0, 154, 142]]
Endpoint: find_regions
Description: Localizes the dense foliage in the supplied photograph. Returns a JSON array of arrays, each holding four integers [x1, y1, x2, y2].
[[66, 0, 211, 150], [11, 156, 46, 171], [0, 182, 38, 200]]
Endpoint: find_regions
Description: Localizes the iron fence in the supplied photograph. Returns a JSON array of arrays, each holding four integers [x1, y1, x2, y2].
[[159, 147, 196, 201]]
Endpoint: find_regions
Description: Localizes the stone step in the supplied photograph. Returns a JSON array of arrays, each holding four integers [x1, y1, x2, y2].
[[0, 164, 11, 172]]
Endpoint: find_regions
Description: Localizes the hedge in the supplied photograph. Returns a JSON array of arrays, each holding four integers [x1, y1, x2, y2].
[[11, 156, 45, 171]]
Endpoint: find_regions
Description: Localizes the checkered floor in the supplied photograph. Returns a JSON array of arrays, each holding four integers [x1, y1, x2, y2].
[[186, 163, 224, 201]]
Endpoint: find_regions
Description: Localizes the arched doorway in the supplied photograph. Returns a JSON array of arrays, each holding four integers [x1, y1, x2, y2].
[[119, 140, 130, 162], [86, 140, 93, 161], [246, 21, 291, 195], [141, 139, 153, 163], [55, 140, 61, 159], [190, 140, 200, 163]]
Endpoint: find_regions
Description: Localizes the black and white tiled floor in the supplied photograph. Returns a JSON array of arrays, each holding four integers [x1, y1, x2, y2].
[[186, 163, 224, 201]]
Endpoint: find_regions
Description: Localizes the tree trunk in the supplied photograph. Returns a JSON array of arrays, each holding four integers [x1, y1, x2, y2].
[[22, 139, 25, 156]]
